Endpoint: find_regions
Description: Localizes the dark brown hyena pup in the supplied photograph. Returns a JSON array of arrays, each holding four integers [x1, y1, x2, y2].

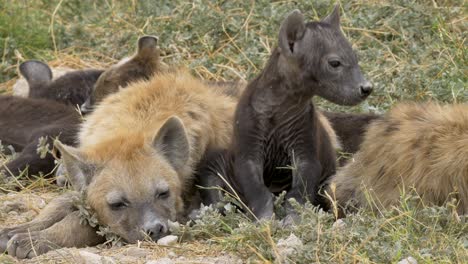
[[0, 36, 164, 180], [80, 35, 162, 113], [1, 63, 104, 178], [20, 60, 103, 106], [197, 6, 373, 219], [0, 96, 80, 178], [328, 102, 468, 216]]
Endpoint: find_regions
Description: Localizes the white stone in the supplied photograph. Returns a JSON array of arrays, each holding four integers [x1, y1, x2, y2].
[[146, 258, 173, 264], [157, 235, 178, 246], [76, 250, 116, 264], [123, 246, 150, 258], [332, 219, 346, 229], [398, 256, 418, 264], [167, 251, 177, 258], [276, 233, 303, 261]]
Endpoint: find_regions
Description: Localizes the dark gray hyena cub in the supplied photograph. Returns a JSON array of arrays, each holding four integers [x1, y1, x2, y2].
[[20, 60, 103, 106], [197, 6, 372, 219], [0, 96, 80, 178], [1, 36, 162, 180], [80, 35, 161, 113]]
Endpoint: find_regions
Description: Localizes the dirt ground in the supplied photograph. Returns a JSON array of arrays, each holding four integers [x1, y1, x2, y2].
[[0, 192, 243, 264]]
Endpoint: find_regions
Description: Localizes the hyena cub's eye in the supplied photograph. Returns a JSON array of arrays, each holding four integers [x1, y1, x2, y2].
[[328, 59, 341, 68], [109, 201, 128, 211], [156, 189, 170, 199]]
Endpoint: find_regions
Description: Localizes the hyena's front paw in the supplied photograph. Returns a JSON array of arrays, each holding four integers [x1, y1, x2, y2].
[[0, 227, 14, 253], [0, 226, 29, 253], [6, 231, 55, 259]]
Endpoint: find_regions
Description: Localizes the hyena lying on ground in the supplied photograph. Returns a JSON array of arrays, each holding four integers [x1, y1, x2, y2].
[[0, 36, 163, 179], [0, 56, 103, 177], [197, 6, 373, 219], [0, 70, 236, 258], [0, 96, 80, 178], [327, 102, 468, 216], [20, 60, 103, 106], [80, 36, 162, 113]]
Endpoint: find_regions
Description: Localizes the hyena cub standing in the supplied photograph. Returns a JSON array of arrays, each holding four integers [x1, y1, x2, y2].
[[198, 6, 372, 219], [328, 102, 468, 215], [0, 71, 236, 258]]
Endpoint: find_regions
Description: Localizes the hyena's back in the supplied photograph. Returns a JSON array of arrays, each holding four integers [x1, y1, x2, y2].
[[331, 102, 468, 214], [79, 70, 236, 175]]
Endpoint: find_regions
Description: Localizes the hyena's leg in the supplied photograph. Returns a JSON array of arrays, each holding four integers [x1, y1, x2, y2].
[[1, 136, 56, 178], [6, 210, 104, 259], [0, 192, 78, 252], [288, 156, 323, 204], [233, 155, 274, 220], [196, 149, 235, 207]]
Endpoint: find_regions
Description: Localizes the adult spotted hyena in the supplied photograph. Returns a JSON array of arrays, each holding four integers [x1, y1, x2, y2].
[[328, 102, 468, 215], [0, 70, 236, 258]]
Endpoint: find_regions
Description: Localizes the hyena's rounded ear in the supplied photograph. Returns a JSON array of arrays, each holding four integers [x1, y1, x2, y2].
[[136, 35, 159, 57], [278, 9, 305, 56], [19, 60, 53, 86], [54, 140, 94, 192], [322, 4, 341, 29], [152, 116, 189, 171]]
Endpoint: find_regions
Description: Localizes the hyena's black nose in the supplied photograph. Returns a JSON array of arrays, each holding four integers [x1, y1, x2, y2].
[[145, 223, 166, 241], [359, 81, 373, 98]]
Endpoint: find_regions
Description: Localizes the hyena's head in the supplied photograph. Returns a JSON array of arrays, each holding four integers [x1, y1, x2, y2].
[[55, 117, 189, 242], [81, 35, 161, 113], [277, 5, 372, 105]]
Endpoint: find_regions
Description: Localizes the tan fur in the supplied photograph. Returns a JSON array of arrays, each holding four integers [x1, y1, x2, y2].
[[0, 71, 237, 256], [317, 111, 341, 151], [330, 102, 468, 214], [79, 70, 236, 232]]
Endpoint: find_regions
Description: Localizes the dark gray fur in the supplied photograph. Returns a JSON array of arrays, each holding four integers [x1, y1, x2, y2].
[[196, 6, 372, 219], [20, 60, 103, 107]]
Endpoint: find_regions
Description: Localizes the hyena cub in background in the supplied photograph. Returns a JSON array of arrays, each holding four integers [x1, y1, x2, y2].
[[20, 60, 103, 106], [198, 6, 373, 219], [0, 62, 100, 178], [80, 35, 162, 113], [0, 35, 163, 180], [0, 71, 236, 258], [328, 102, 468, 215]]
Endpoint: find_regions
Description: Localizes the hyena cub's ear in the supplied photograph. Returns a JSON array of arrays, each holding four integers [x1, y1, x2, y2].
[[19, 60, 53, 86], [322, 4, 341, 29], [54, 140, 94, 192], [152, 116, 189, 171], [136, 35, 159, 58], [278, 9, 306, 56]]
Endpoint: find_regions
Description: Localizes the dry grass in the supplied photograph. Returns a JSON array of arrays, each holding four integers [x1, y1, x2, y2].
[[0, 0, 467, 263]]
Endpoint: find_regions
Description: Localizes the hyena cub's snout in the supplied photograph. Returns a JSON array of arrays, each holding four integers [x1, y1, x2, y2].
[[358, 79, 373, 98], [141, 215, 168, 241], [80, 96, 94, 114]]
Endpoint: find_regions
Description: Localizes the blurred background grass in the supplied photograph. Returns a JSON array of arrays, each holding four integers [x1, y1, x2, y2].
[[0, 0, 466, 112]]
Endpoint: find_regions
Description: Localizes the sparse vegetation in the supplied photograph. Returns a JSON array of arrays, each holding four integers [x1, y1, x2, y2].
[[0, 0, 467, 263]]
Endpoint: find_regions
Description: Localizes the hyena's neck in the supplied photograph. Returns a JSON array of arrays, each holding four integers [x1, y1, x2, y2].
[[249, 49, 315, 107]]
